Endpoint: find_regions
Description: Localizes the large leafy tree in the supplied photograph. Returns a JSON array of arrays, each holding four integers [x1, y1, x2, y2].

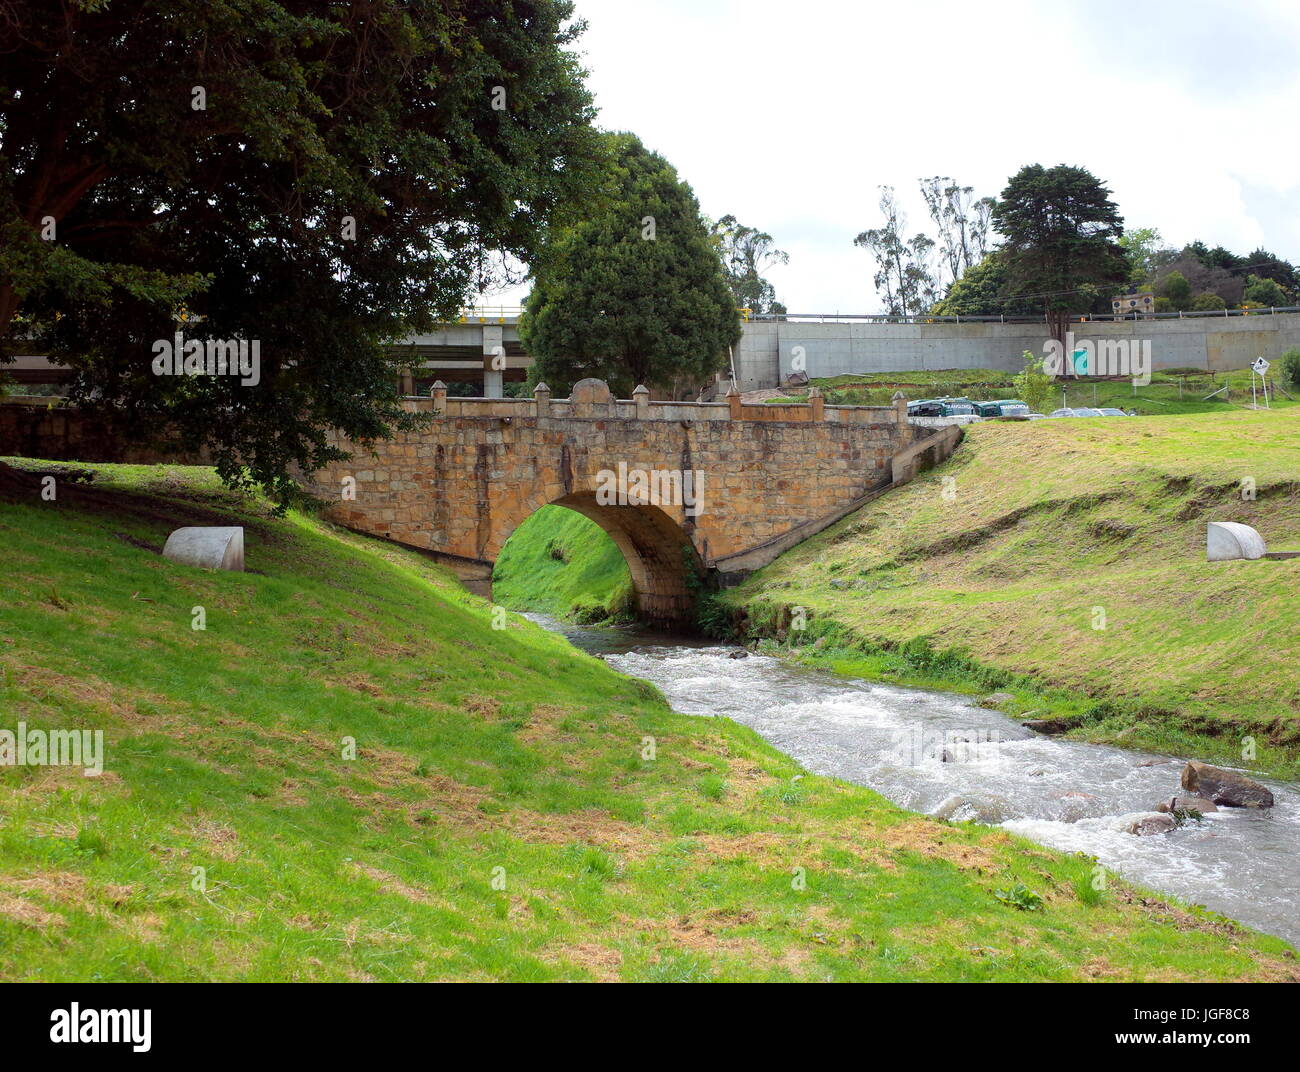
[[709, 214, 788, 316], [854, 186, 937, 316], [0, 0, 598, 498], [519, 133, 740, 397], [918, 177, 996, 292], [1240, 248, 1299, 301], [1118, 226, 1177, 287], [991, 164, 1127, 343]]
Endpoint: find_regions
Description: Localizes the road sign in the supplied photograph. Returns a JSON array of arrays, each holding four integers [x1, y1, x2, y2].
[[1250, 356, 1272, 409]]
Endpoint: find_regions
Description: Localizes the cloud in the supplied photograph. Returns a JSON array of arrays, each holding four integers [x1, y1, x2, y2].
[[480, 0, 1300, 312]]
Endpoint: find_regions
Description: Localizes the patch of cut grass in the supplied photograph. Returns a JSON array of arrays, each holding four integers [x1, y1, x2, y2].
[[493, 504, 633, 623]]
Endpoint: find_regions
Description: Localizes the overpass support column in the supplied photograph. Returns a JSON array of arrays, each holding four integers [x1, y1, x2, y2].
[[482, 325, 504, 398]]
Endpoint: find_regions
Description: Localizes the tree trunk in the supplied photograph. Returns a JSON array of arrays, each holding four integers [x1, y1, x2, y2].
[[1047, 308, 1070, 347]]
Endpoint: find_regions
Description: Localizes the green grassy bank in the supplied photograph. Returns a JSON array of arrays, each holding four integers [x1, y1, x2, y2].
[[492, 504, 633, 622], [1, 459, 1295, 980], [714, 408, 1300, 775], [763, 367, 1297, 417]]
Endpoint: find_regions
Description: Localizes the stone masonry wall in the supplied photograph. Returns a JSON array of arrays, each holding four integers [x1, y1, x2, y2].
[[305, 383, 910, 622]]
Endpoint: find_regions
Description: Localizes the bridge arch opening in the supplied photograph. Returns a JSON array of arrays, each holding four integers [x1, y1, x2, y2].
[[493, 492, 702, 628]]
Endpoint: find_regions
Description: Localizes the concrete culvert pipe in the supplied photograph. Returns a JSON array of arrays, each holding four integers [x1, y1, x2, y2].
[[1206, 521, 1266, 562], [162, 527, 245, 571]]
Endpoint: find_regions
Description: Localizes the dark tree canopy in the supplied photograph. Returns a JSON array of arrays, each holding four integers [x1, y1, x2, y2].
[[930, 251, 1038, 318], [991, 164, 1127, 340], [0, 0, 598, 498], [519, 133, 740, 397]]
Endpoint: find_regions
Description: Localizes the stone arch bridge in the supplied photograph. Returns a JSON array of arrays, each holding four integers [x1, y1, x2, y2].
[[305, 380, 958, 625]]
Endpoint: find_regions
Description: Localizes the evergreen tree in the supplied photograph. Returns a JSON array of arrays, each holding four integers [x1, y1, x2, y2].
[[520, 133, 740, 396], [991, 164, 1127, 344]]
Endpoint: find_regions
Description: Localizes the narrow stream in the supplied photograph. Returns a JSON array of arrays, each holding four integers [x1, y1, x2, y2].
[[529, 614, 1300, 948]]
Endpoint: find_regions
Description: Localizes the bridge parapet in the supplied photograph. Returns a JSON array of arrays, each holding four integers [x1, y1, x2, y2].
[[415, 381, 904, 428]]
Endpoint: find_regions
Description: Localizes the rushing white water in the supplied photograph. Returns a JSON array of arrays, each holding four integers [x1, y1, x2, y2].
[[530, 615, 1300, 948]]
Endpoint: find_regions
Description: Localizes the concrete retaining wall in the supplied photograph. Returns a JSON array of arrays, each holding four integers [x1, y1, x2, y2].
[[733, 312, 1300, 391]]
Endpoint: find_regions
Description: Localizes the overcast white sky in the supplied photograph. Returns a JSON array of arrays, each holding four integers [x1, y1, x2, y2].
[[487, 0, 1300, 312]]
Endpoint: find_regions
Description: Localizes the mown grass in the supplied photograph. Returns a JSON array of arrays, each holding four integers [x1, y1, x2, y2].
[[493, 504, 633, 622], [1, 459, 1295, 979], [718, 408, 1300, 773]]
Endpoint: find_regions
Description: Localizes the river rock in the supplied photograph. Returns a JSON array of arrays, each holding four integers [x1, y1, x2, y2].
[[1021, 717, 1078, 735], [1180, 761, 1274, 808], [1154, 795, 1218, 815], [932, 794, 1013, 824], [1125, 812, 1177, 836], [728, 649, 748, 659], [979, 692, 1015, 709]]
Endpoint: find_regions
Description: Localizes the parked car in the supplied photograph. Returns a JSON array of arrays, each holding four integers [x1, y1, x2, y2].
[[1097, 408, 1130, 416], [978, 399, 1030, 418], [907, 398, 977, 417], [1049, 407, 1104, 418]]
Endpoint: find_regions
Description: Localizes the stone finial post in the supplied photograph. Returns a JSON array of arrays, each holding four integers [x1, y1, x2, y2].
[[430, 379, 447, 414], [726, 382, 742, 420], [633, 383, 650, 419], [533, 381, 551, 418], [892, 390, 911, 443], [808, 384, 824, 421]]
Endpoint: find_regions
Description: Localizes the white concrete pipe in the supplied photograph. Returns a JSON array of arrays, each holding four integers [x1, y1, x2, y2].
[[1206, 521, 1266, 562], [162, 527, 245, 571]]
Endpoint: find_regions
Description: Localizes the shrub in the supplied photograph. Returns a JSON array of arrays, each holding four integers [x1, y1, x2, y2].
[[1190, 292, 1226, 311], [1012, 351, 1055, 415], [1158, 270, 1191, 309], [1280, 348, 1300, 389], [1243, 273, 1289, 308], [993, 882, 1044, 911]]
